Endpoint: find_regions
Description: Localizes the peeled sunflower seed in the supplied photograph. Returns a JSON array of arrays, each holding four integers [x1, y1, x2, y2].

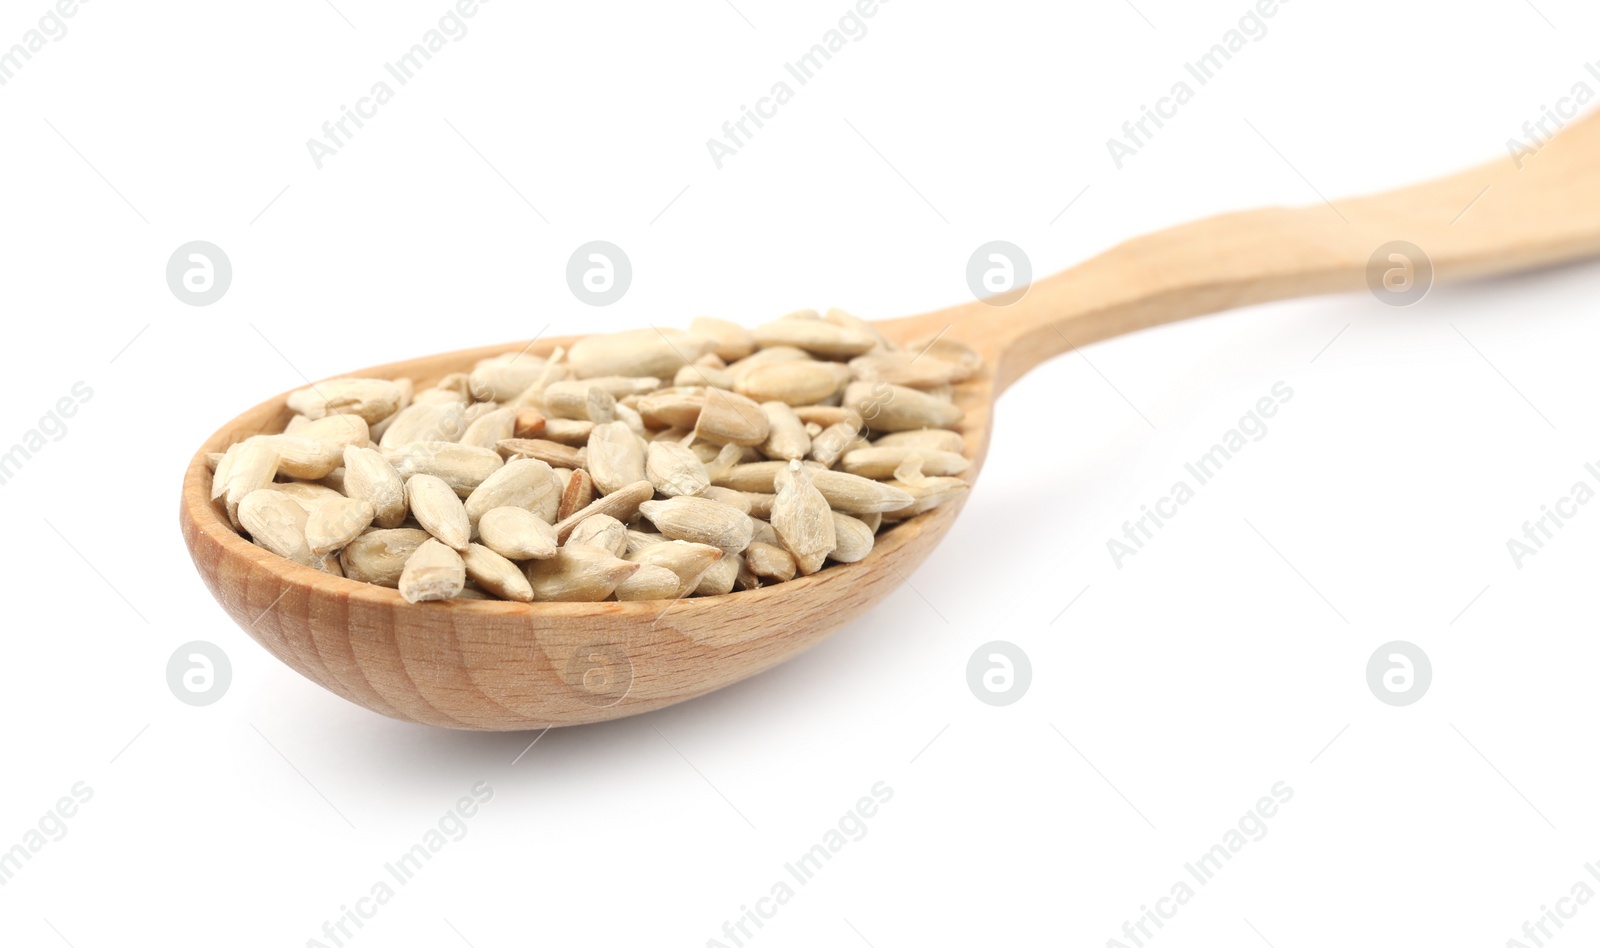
[[690, 316, 757, 362], [586, 421, 646, 495], [828, 512, 875, 564], [693, 389, 770, 447], [568, 328, 713, 379], [342, 445, 408, 529], [638, 497, 755, 554], [379, 402, 466, 450], [305, 497, 376, 556], [407, 474, 471, 551], [625, 540, 723, 596], [461, 543, 534, 602], [464, 458, 561, 526], [477, 507, 559, 561], [525, 546, 639, 601], [340, 529, 431, 586], [238, 489, 316, 567], [614, 562, 685, 601], [399, 539, 467, 603], [735, 360, 853, 406], [286, 378, 404, 424], [751, 318, 877, 358], [771, 460, 835, 574], [840, 447, 970, 480], [565, 515, 628, 557], [385, 442, 503, 496], [645, 441, 710, 498], [759, 401, 811, 460], [844, 381, 964, 432]]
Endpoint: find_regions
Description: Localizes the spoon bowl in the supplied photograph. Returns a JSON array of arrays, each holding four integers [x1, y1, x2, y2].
[[181, 110, 1600, 729]]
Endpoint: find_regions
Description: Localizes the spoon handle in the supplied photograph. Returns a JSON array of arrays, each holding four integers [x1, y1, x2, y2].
[[907, 110, 1600, 394]]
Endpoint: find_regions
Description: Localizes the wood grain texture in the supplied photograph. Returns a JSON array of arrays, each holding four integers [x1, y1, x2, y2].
[[180, 110, 1600, 730]]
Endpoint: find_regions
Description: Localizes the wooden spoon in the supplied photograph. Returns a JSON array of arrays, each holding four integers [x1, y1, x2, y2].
[[181, 112, 1600, 731]]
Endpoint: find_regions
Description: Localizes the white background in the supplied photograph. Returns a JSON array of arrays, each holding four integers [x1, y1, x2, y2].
[[2, 0, 1598, 945]]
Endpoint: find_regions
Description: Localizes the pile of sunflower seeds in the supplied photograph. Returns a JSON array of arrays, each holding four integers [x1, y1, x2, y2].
[[208, 310, 977, 603]]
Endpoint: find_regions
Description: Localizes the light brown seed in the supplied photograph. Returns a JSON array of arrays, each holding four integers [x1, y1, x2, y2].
[[565, 515, 628, 557], [220, 439, 281, 529], [379, 402, 466, 450], [238, 489, 315, 567], [461, 543, 534, 602], [558, 468, 594, 521], [513, 408, 548, 439], [286, 378, 405, 424], [848, 351, 963, 389], [613, 563, 684, 601], [694, 552, 741, 596], [498, 437, 584, 468], [406, 474, 471, 551], [543, 380, 615, 421], [306, 497, 376, 555], [821, 307, 894, 351], [646, 441, 710, 498], [635, 391, 705, 430], [587, 421, 647, 495], [568, 328, 714, 379], [828, 512, 875, 563], [844, 381, 964, 432], [525, 546, 639, 601], [639, 496, 755, 554], [759, 401, 811, 460], [340, 528, 430, 586], [811, 469, 915, 514], [342, 445, 408, 528], [399, 539, 467, 603], [459, 406, 517, 450], [840, 446, 970, 479], [735, 361, 852, 406], [554, 480, 654, 544], [674, 364, 733, 390], [726, 346, 808, 384], [701, 486, 752, 514], [464, 458, 561, 526], [385, 442, 504, 496], [873, 429, 966, 453], [690, 316, 757, 362], [692, 389, 770, 446], [469, 354, 549, 402], [625, 529, 668, 555], [792, 405, 856, 427], [809, 410, 864, 468], [751, 318, 877, 358], [625, 540, 723, 596], [771, 460, 835, 574], [745, 541, 797, 582], [881, 476, 971, 520], [477, 507, 559, 561], [276, 481, 346, 512]]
